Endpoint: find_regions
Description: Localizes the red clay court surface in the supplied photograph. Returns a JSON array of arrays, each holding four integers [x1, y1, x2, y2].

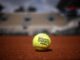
[[0, 35, 80, 60]]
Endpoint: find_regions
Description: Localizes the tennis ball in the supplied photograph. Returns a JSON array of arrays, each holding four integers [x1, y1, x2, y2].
[[32, 33, 51, 51]]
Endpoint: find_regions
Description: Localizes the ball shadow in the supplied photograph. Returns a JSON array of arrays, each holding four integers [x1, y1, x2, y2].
[[35, 49, 52, 52]]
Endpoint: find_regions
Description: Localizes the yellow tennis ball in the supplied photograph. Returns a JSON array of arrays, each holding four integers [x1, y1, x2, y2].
[[32, 33, 51, 50]]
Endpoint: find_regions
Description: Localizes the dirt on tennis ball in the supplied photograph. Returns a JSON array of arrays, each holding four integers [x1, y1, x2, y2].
[[32, 33, 51, 51]]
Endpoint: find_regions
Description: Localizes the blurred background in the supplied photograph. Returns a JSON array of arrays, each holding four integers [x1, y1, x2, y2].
[[0, 0, 59, 13], [0, 0, 80, 35]]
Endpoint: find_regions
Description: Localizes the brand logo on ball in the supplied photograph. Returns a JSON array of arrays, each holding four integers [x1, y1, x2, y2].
[[38, 37, 49, 46]]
